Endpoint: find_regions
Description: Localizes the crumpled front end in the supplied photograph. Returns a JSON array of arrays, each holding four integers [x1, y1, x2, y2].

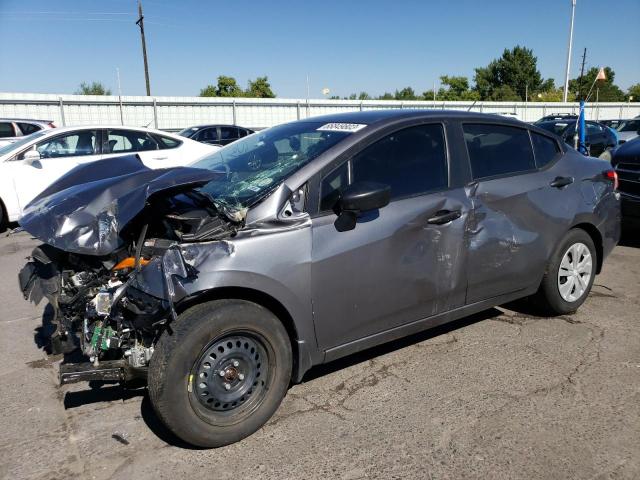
[[18, 238, 197, 380], [17, 156, 241, 383]]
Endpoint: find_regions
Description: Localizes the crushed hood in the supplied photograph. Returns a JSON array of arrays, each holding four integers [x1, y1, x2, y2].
[[20, 154, 218, 256]]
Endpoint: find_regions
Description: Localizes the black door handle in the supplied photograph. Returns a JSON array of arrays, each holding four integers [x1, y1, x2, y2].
[[427, 209, 462, 225], [550, 176, 574, 188]]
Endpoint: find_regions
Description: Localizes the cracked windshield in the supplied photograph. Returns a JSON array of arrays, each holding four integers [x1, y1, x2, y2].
[[192, 121, 355, 211]]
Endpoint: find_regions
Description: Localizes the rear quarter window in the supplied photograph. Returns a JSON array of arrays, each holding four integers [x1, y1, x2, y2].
[[17, 122, 42, 135], [156, 135, 182, 149], [463, 124, 535, 179]]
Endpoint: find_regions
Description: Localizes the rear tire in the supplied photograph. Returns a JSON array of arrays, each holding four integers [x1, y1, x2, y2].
[[148, 299, 292, 448], [533, 229, 597, 315]]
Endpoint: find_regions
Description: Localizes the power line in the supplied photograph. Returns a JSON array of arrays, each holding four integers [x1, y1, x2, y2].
[[0, 11, 130, 15]]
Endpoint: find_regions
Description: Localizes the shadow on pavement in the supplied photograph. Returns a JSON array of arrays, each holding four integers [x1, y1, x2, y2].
[[302, 307, 502, 382], [63, 382, 146, 409]]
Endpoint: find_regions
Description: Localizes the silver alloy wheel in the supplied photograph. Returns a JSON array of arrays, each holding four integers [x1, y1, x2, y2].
[[557, 242, 593, 302]]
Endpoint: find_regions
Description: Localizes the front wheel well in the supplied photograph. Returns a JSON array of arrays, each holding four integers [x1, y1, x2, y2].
[[176, 287, 301, 379], [571, 223, 604, 273]]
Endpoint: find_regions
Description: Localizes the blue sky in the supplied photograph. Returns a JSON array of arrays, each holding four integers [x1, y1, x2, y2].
[[0, 0, 638, 98]]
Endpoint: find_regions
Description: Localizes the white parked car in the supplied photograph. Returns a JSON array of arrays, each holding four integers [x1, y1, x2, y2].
[[0, 125, 219, 228]]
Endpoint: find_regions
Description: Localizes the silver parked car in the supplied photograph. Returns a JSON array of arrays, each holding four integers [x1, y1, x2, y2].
[[19, 110, 620, 447], [616, 118, 640, 144], [0, 118, 56, 146]]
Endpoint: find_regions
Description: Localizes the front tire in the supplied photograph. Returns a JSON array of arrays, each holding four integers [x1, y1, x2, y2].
[[0, 199, 7, 232], [534, 229, 597, 315], [148, 299, 292, 448]]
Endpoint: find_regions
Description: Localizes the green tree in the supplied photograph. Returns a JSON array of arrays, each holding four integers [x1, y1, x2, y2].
[[199, 76, 244, 97], [488, 84, 521, 101], [199, 85, 217, 97], [435, 75, 480, 100], [216, 75, 244, 97], [473, 46, 546, 100], [246, 76, 276, 98], [394, 87, 417, 100], [75, 81, 111, 95], [568, 67, 625, 102], [377, 92, 394, 100], [533, 88, 564, 102], [627, 83, 640, 101], [358, 92, 371, 100]]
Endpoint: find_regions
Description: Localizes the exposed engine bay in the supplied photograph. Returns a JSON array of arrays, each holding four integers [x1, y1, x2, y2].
[[19, 187, 239, 381]]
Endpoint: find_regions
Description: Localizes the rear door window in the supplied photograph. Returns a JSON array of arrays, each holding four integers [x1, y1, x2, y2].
[[196, 128, 219, 143], [531, 132, 561, 168], [220, 127, 239, 140], [106, 129, 158, 153], [463, 124, 535, 179], [0, 122, 15, 138]]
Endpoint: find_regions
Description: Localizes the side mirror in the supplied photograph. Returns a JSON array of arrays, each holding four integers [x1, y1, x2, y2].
[[334, 181, 391, 232], [22, 149, 41, 165]]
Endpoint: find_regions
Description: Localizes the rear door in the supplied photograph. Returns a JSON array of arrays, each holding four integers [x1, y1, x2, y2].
[[462, 123, 570, 303], [103, 128, 185, 168], [310, 122, 471, 351]]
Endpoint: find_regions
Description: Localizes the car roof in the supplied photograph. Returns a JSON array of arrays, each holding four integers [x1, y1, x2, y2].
[[0, 118, 52, 123], [183, 124, 253, 129], [294, 109, 529, 127], [34, 125, 181, 136]]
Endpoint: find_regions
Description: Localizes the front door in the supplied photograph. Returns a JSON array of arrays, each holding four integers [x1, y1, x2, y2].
[[310, 123, 470, 351], [11, 129, 101, 212]]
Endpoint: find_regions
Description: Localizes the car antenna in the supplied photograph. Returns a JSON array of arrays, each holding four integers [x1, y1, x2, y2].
[[467, 100, 478, 112]]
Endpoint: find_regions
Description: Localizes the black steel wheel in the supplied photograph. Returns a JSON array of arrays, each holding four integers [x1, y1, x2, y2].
[[148, 299, 292, 448], [191, 333, 268, 415]]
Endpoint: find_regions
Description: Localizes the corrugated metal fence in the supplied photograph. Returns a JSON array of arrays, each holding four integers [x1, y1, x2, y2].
[[1, 92, 638, 130]]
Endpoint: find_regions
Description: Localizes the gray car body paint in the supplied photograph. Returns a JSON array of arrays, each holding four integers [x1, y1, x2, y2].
[[19, 111, 621, 382]]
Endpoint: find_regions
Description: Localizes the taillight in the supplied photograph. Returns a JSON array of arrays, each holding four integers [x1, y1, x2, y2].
[[604, 169, 618, 190]]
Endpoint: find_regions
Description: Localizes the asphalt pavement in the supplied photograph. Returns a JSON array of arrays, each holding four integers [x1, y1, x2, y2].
[[0, 227, 638, 480]]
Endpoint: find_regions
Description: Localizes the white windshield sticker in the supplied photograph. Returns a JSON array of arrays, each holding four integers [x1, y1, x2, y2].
[[317, 123, 367, 132]]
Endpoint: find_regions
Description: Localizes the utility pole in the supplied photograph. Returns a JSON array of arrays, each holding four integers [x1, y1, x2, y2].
[[577, 48, 587, 100], [136, 0, 151, 96], [116, 67, 124, 125], [562, 0, 577, 103]]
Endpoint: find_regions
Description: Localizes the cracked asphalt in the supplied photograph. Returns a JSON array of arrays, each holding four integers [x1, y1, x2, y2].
[[1, 227, 639, 480]]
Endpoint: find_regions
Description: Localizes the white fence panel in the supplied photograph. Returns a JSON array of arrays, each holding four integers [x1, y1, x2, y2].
[[0, 92, 638, 130]]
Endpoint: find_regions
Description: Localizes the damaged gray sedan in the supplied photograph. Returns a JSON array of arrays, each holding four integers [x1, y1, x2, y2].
[[18, 110, 621, 447]]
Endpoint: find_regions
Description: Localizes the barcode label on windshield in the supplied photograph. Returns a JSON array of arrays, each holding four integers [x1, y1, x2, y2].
[[317, 123, 366, 132]]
